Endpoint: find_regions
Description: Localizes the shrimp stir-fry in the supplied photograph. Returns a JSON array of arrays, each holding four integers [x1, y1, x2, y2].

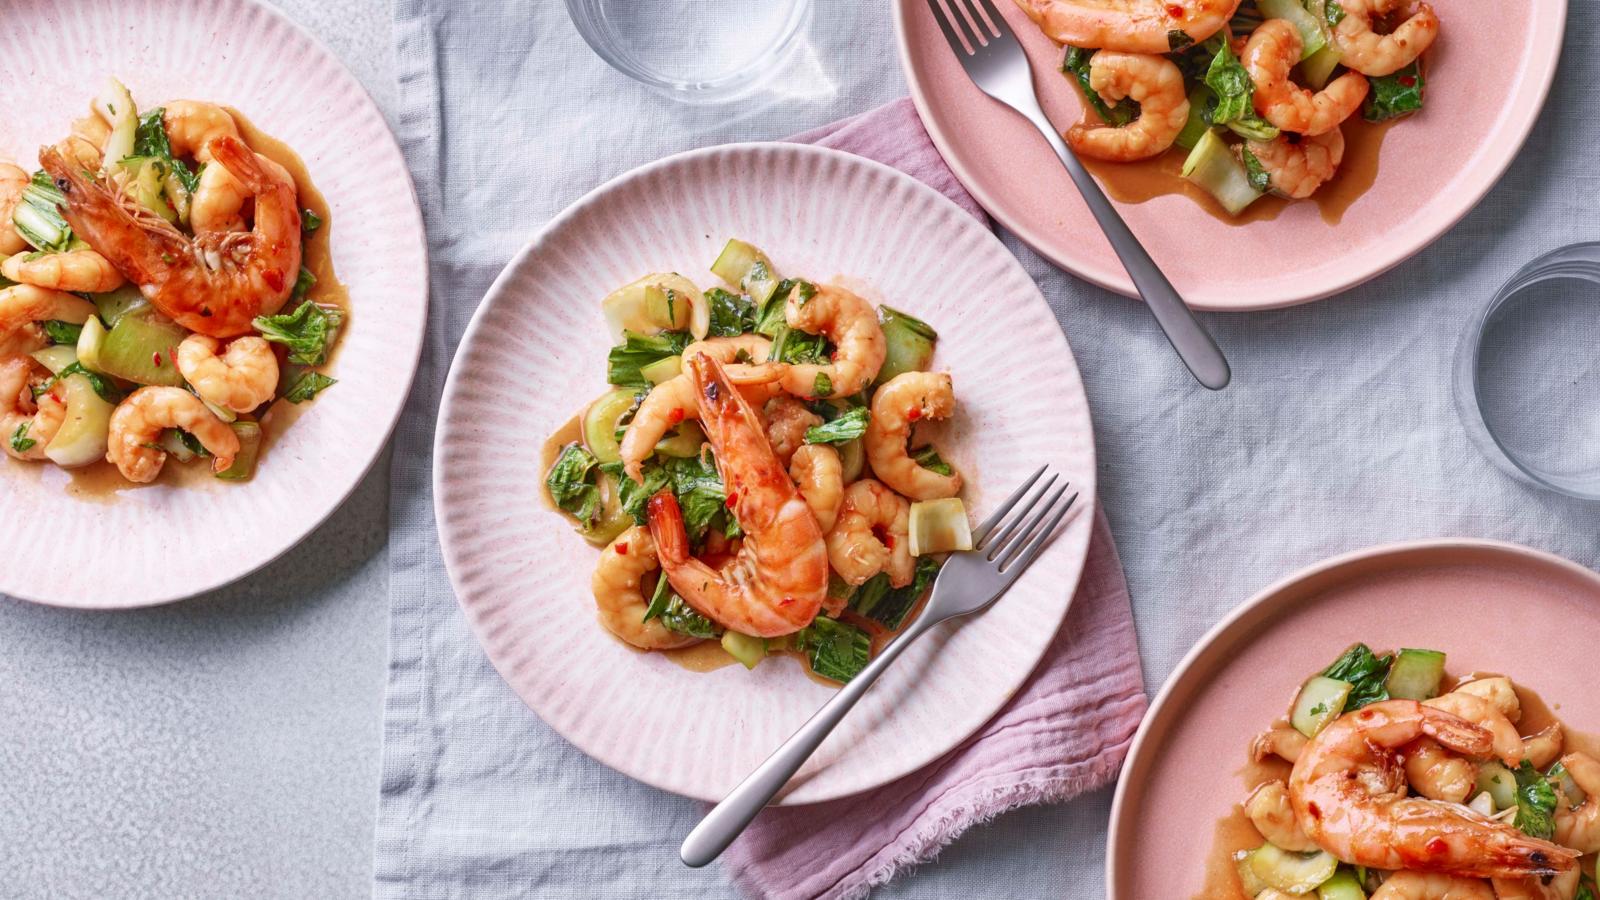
[[1013, 0, 1241, 54], [1066, 52, 1189, 162], [0, 80, 343, 487], [1217, 645, 1592, 898], [547, 239, 977, 682]]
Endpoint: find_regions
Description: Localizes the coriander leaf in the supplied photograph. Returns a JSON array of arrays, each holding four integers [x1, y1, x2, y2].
[[804, 405, 868, 445], [1321, 643, 1394, 709], [9, 421, 36, 454], [1167, 29, 1195, 51], [756, 278, 815, 337], [290, 266, 317, 304], [1062, 47, 1139, 127], [664, 450, 731, 544], [253, 299, 343, 366], [704, 287, 755, 337], [1241, 149, 1271, 193], [794, 616, 871, 682], [41, 320, 83, 345], [642, 570, 675, 622], [912, 445, 953, 477], [1513, 759, 1558, 840], [1364, 61, 1425, 123], [658, 592, 721, 638], [606, 329, 691, 390], [1204, 36, 1257, 127], [849, 556, 940, 631], [284, 370, 337, 403], [599, 460, 669, 525], [812, 372, 833, 398], [769, 325, 830, 365], [302, 209, 323, 233], [544, 443, 601, 525], [133, 108, 200, 193]]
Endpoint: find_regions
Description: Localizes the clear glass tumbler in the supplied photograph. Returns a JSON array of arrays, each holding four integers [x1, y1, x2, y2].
[[564, 0, 812, 103], [1454, 243, 1600, 499]]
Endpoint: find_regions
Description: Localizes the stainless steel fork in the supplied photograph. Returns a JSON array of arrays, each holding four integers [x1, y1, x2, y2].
[[925, 0, 1231, 390], [679, 465, 1079, 867]]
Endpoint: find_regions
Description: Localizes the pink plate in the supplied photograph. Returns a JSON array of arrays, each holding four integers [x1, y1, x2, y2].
[[893, 0, 1566, 310], [0, 0, 427, 607], [1106, 539, 1600, 898], [433, 142, 1098, 804]]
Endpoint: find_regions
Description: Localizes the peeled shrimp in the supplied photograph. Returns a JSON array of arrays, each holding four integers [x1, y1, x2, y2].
[[1012, 0, 1241, 54], [779, 284, 885, 400], [1066, 52, 1190, 161], [1252, 725, 1307, 764], [42, 134, 302, 339], [106, 386, 240, 483], [1491, 869, 1581, 900], [866, 371, 962, 501], [1246, 130, 1345, 200], [175, 335, 279, 413], [825, 479, 913, 589], [0, 284, 98, 356], [0, 355, 65, 461], [1288, 700, 1576, 879], [1244, 20, 1368, 136], [765, 395, 822, 468], [0, 163, 29, 256], [1455, 677, 1521, 723], [1244, 780, 1318, 852], [1, 249, 126, 294], [1554, 752, 1600, 854], [591, 526, 699, 651], [646, 355, 829, 638], [617, 337, 784, 482], [790, 443, 843, 534], [1522, 724, 1563, 772], [1424, 692, 1524, 766], [162, 100, 251, 234], [1402, 737, 1477, 803], [1332, 0, 1439, 77], [1371, 872, 1496, 900]]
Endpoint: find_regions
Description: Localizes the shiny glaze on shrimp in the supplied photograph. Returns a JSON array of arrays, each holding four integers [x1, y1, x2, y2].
[[1370, 872, 1496, 900], [1402, 737, 1477, 803], [42, 134, 302, 339], [175, 334, 279, 413], [826, 479, 913, 590], [1425, 691, 1524, 765], [764, 395, 822, 468], [866, 371, 962, 501], [789, 443, 843, 534], [1554, 752, 1600, 854], [1, 249, 126, 294], [1066, 52, 1190, 161], [1012, 0, 1241, 54], [163, 100, 251, 234], [1244, 20, 1368, 136], [646, 355, 828, 638], [0, 163, 29, 256], [1247, 130, 1345, 199], [1491, 869, 1581, 900], [779, 284, 885, 400], [1253, 724, 1308, 764], [1288, 700, 1576, 879], [1244, 780, 1318, 852], [591, 526, 699, 651], [1333, 0, 1439, 77], [0, 285, 97, 356], [106, 386, 240, 483], [0, 355, 65, 461]]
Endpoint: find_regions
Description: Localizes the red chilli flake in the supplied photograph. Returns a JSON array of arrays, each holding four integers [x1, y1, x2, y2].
[[1398, 75, 1417, 87], [615, 542, 628, 556], [1166, 4, 1184, 17], [907, 408, 923, 422], [725, 490, 740, 508], [1425, 837, 1448, 855], [666, 408, 685, 426], [152, 351, 163, 367]]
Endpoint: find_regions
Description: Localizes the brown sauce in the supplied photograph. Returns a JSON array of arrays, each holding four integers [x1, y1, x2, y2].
[[539, 413, 585, 512], [1081, 117, 1398, 226], [1198, 671, 1600, 899]]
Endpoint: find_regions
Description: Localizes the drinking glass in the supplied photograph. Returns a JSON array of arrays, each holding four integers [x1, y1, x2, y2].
[[564, 0, 812, 103], [1454, 243, 1600, 499]]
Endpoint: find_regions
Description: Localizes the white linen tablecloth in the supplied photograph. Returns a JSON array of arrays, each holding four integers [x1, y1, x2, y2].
[[376, 1, 1600, 896]]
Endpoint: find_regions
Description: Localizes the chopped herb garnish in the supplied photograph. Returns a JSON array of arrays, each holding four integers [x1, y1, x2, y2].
[[290, 266, 317, 304], [792, 616, 872, 682], [1513, 759, 1558, 840], [1364, 61, 1425, 123], [850, 556, 940, 631], [912, 445, 953, 477], [133, 108, 200, 192], [804, 405, 868, 445], [252, 299, 343, 366], [812, 372, 833, 398], [302, 209, 323, 233], [1241, 149, 1271, 193], [1202, 36, 1279, 140], [704, 287, 756, 337], [41, 320, 83, 345], [1321, 643, 1393, 710], [599, 460, 669, 525], [283, 371, 337, 403], [1325, 0, 1346, 26], [9, 421, 36, 454], [1167, 29, 1195, 51]]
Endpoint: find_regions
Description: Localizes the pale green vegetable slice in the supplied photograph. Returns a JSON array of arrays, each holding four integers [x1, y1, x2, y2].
[[1291, 675, 1352, 738], [1247, 844, 1339, 893], [908, 498, 972, 556], [43, 371, 114, 467]]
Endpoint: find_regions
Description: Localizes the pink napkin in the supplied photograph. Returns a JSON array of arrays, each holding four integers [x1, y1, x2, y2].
[[717, 99, 1150, 900]]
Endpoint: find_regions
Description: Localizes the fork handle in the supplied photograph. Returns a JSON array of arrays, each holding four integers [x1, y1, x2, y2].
[[1015, 98, 1231, 390], [679, 615, 938, 867]]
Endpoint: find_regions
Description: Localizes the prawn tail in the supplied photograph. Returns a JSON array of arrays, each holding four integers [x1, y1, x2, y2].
[[646, 490, 690, 567], [206, 136, 272, 195], [1484, 836, 1580, 880], [1420, 709, 1494, 758]]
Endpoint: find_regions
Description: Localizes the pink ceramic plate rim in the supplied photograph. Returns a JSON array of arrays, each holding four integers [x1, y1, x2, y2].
[[433, 141, 1098, 803], [892, 1, 1568, 311], [1104, 537, 1600, 896], [0, 0, 428, 607]]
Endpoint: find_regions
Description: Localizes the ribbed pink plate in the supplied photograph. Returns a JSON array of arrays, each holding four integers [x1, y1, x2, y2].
[[434, 143, 1098, 804], [1107, 539, 1600, 898], [0, 0, 427, 607]]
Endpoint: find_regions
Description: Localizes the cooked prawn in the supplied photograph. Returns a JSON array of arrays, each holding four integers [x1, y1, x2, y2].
[[790, 443, 843, 534], [1066, 52, 1190, 161], [1371, 872, 1496, 900], [1554, 752, 1600, 854], [0, 163, 29, 256], [646, 355, 829, 638], [1288, 699, 1576, 879], [175, 334, 279, 413], [0, 355, 66, 461], [42, 134, 302, 339], [866, 371, 962, 501], [1425, 692, 1524, 766], [591, 526, 700, 651], [2, 249, 126, 294], [1012, 0, 1241, 54], [1491, 869, 1581, 900], [765, 395, 822, 468], [826, 479, 913, 591], [162, 100, 251, 234], [1246, 130, 1345, 199], [1244, 780, 1318, 852], [0, 285, 97, 356], [1402, 737, 1477, 803], [1244, 20, 1368, 136], [106, 386, 240, 483], [1332, 0, 1439, 77], [1522, 725, 1563, 771], [1455, 677, 1521, 723], [779, 283, 885, 400], [1252, 724, 1307, 764]]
